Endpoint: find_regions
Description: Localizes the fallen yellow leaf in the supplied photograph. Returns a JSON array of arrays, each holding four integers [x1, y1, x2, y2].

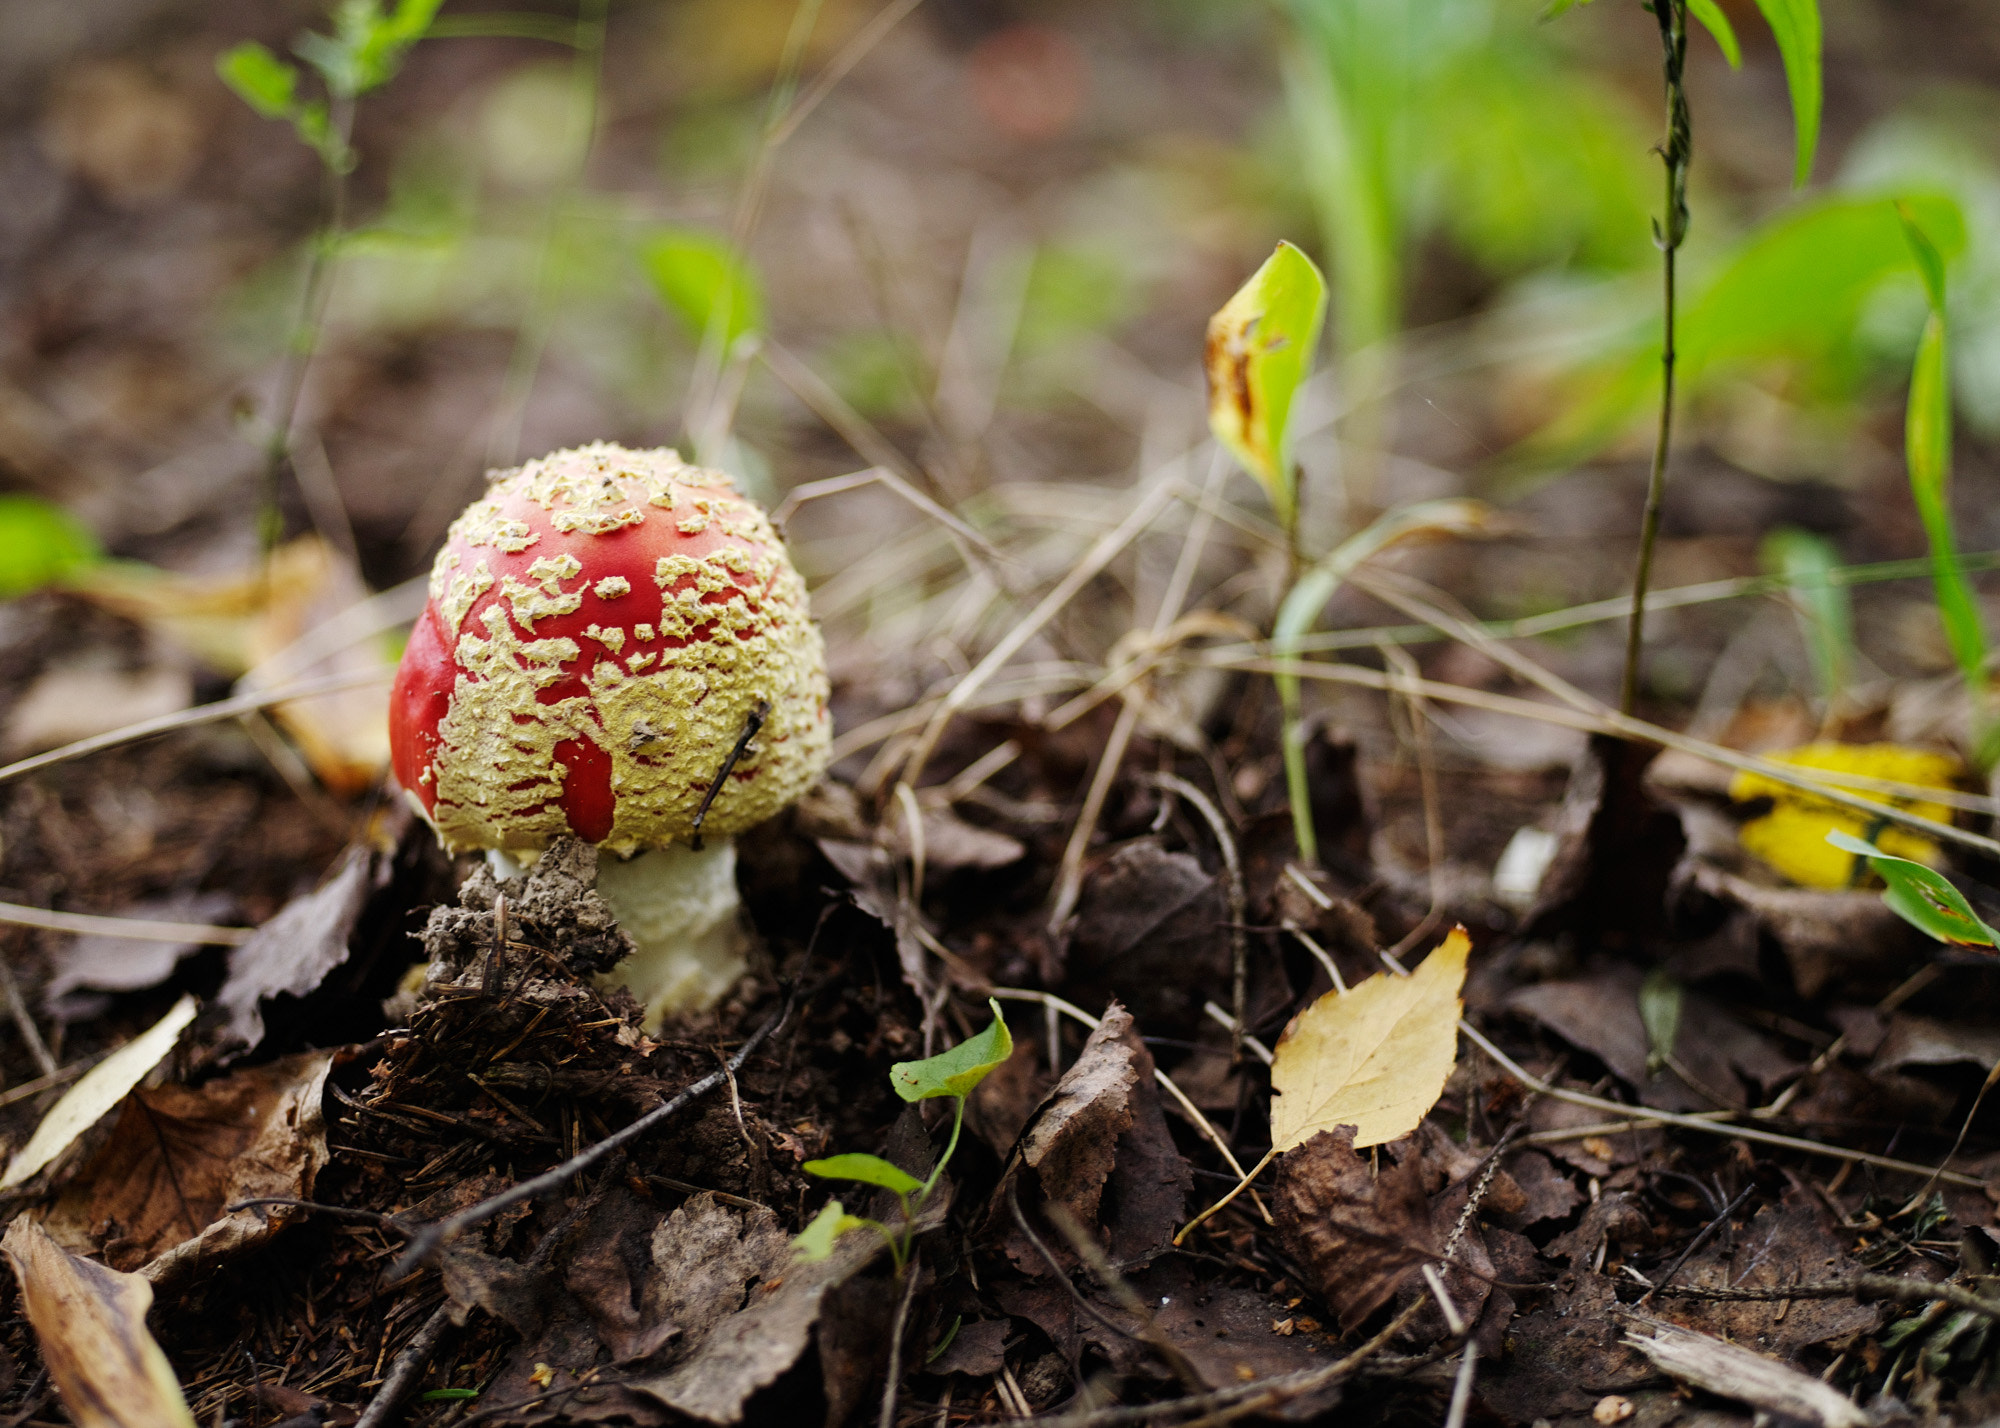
[[1729, 742, 1958, 889], [1268, 928, 1469, 1152]]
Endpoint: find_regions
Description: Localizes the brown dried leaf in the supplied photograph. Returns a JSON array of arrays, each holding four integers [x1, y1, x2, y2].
[[1273, 1126, 1436, 1332], [630, 1192, 878, 1425], [43, 1051, 333, 1282], [1269, 929, 1467, 1151], [216, 845, 379, 1051], [1, 1216, 196, 1428]]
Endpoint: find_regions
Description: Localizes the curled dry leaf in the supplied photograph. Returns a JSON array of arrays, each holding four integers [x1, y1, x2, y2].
[[1272, 1126, 1435, 1332], [1, 1216, 196, 1428], [216, 844, 381, 1052], [1, 994, 196, 1190], [1269, 928, 1469, 1152]]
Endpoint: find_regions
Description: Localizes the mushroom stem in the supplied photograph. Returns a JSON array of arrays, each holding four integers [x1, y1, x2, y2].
[[592, 841, 747, 1028]]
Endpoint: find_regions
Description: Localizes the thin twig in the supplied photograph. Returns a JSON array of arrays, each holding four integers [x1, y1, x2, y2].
[[0, 958, 56, 1079], [0, 667, 391, 788], [389, 990, 795, 1276], [0, 901, 252, 946], [1458, 1019, 1986, 1188], [1653, 1276, 2000, 1320], [1637, 1181, 1754, 1306], [1443, 1343, 1479, 1428], [1043, 1202, 1208, 1394], [353, 1302, 453, 1428]]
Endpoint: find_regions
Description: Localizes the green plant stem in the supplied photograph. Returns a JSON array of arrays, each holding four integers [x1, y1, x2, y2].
[[922, 1095, 965, 1201], [1620, 0, 1691, 717], [258, 96, 357, 556]]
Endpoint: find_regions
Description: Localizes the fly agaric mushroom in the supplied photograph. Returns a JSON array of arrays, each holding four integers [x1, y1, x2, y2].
[[389, 442, 829, 1024]]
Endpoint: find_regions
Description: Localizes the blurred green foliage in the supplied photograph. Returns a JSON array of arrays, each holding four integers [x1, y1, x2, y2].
[[0, 497, 102, 601], [640, 229, 766, 348]]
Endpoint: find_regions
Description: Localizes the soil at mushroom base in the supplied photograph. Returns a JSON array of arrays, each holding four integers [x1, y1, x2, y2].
[[389, 441, 831, 1024]]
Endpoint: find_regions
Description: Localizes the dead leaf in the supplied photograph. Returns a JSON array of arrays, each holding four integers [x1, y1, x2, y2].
[[995, 1002, 1190, 1272], [1507, 963, 1795, 1112], [1476, 1272, 1650, 1424], [1063, 842, 1229, 1033], [42, 1051, 333, 1281], [2, 994, 196, 1189], [1269, 928, 1468, 1151], [1272, 1126, 1436, 1332], [1, 1216, 196, 1428], [2, 658, 190, 757], [928, 1318, 1009, 1377], [1528, 734, 1686, 940], [42, 894, 236, 1021], [629, 1192, 877, 1424], [1658, 1189, 1883, 1356], [215, 846, 380, 1052]]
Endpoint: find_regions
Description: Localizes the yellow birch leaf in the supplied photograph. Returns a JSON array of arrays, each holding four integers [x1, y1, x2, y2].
[[1729, 742, 1959, 889], [1269, 928, 1469, 1152]]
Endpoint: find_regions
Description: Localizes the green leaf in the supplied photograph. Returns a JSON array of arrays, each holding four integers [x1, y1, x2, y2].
[[1760, 528, 1854, 704], [1687, 0, 1742, 67], [419, 1389, 480, 1401], [889, 1000, 1012, 1102], [639, 229, 765, 349], [1749, 0, 1822, 186], [793, 1199, 868, 1262], [1898, 201, 1948, 315], [217, 42, 302, 119], [802, 1153, 923, 1198], [1827, 831, 2000, 948], [0, 496, 102, 600], [1203, 241, 1327, 534], [1638, 967, 1682, 1076]]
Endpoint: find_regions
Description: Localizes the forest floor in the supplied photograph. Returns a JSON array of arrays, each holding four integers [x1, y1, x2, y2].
[[7, 0, 2000, 1426]]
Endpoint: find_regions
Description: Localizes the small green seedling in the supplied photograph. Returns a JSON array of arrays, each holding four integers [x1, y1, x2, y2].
[[796, 1000, 1012, 1271], [1826, 830, 2000, 949], [218, 0, 444, 171]]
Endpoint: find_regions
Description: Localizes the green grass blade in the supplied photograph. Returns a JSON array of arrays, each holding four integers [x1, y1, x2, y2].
[[1760, 527, 1853, 704], [1687, 0, 1742, 68], [1750, 0, 1822, 185], [1907, 314, 1985, 689]]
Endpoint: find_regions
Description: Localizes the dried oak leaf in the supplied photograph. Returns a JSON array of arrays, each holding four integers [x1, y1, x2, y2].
[[2, 1216, 196, 1428], [1273, 1126, 1436, 1332], [41, 1050, 333, 1283]]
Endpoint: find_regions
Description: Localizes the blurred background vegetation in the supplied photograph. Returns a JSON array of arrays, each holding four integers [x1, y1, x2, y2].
[[2, 0, 1998, 758]]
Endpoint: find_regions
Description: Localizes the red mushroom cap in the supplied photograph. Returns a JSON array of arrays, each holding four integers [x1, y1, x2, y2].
[[390, 443, 829, 854]]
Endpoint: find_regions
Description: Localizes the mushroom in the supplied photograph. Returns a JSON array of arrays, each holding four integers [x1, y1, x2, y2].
[[389, 441, 830, 1025]]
